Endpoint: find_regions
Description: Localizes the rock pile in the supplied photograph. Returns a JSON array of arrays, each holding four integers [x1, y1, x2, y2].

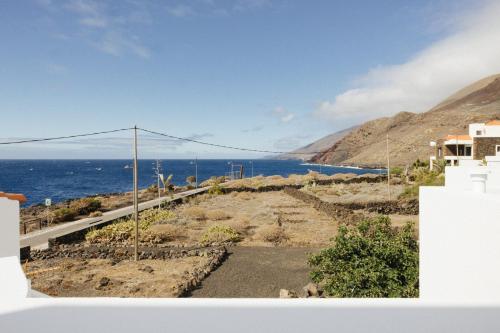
[[279, 283, 324, 298]]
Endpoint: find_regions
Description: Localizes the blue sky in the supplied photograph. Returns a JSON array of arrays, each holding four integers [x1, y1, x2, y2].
[[1, 0, 498, 159]]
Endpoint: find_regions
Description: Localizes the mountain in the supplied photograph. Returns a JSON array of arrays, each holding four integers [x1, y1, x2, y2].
[[310, 74, 500, 167], [274, 126, 357, 160]]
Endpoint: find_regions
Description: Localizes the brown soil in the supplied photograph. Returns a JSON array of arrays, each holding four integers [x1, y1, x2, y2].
[[171, 191, 339, 248], [25, 257, 209, 297], [301, 182, 405, 203]]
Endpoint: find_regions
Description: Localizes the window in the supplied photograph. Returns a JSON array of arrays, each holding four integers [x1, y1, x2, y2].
[[465, 146, 472, 156], [496, 145, 500, 155], [438, 147, 442, 157], [476, 130, 482, 135]]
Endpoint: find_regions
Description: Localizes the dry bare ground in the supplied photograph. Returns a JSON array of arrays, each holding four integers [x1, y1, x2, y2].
[[27, 176, 419, 298], [25, 257, 209, 297], [173, 191, 338, 247]]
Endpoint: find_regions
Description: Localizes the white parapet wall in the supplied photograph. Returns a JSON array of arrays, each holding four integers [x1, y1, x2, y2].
[[420, 167, 500, 300], [444, 165, 500, 192], [4, 174, 500, 331], [0, 196, 20, 258]]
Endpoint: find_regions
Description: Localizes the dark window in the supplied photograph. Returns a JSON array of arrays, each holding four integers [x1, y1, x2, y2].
[[476, 130, 482, 135], [465, 146, 471, 156]]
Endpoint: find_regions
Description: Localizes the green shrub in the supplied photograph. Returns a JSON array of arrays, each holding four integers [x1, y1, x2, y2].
[[85, 208, 174, 244], [309, 216, 419, 298], [390, 167, 403, 176], [200, 225, 240, 245], [53, 208, 77, 222], [69, 198, 101, 215], [400, 167, 444, 199], [204, 176, 224, 195]]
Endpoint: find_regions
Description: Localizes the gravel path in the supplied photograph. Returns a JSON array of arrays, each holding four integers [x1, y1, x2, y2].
[[187, 246, 319, 298]]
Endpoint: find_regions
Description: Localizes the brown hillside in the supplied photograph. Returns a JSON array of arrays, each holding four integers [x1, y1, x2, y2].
[[311, 75, 500, 167]]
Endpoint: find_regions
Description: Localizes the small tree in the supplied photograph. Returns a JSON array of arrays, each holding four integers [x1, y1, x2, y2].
[[309, 216, 419, 298], [161, 174, 174, 193]]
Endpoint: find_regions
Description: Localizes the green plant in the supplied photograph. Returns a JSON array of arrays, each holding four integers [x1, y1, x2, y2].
[[69, 198, 101, 215], [53, 207, 77, 222], [161, 174, 174, 193], [85, 208, 174, 243], [203, 176, 224, 194], [390, 167, 403, 176], [309, 216, 419, 298], [200, 225, 240, 245], [400, 167, 445, 199]]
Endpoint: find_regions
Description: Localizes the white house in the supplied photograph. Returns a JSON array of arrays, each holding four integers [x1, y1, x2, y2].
[[430, 120, 500, 169]]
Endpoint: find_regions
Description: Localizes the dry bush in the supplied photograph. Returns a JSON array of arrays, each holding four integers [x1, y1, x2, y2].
[[89, 211, 103, 217], [237, 192, 253, 200], [256, 225, 289, 245], [69, 198, 101, 215], [326, 188, 341, 196], [206, 209, 231, 220], [184, 206, 207, 220], [225, 217, 250, 234], [200, 225, 240, 245], [143, 224, 184, 243]]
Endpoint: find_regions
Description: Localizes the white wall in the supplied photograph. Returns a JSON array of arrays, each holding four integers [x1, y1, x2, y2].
[[486, 155, 500, 166], [444, 166, 500, 192], [0, 197, 20, 258], [469, 123, 500, 137], [420, 185, 500, 300]]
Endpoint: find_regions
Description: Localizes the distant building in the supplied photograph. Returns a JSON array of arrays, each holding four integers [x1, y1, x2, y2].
[[430, 120, 500, 169]]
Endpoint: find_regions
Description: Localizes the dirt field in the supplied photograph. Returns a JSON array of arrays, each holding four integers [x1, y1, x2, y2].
[[169, 191, 339, 247], [25, 257, 209, 297], [27, 177, 418, 298], [301, 182, 405, 203]]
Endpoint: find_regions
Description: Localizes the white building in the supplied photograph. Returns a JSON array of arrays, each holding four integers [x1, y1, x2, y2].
[[430, 120, 500, 169]]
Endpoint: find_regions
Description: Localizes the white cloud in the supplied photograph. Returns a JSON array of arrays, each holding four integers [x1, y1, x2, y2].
[[316, 0, 500, 124], [167, 5, 195, 18], [40, 0, 151, 59], [273, 106, 295, 123]]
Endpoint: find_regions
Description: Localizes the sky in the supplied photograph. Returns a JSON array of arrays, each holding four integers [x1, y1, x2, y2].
[[1, 0, 499, 159]]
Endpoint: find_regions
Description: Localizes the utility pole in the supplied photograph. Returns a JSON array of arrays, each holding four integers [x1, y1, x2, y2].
[[133, 125, 139, 261], [195, 157, 198, 188], [155, 160, 161, 210], [386, 133, 391, 201]]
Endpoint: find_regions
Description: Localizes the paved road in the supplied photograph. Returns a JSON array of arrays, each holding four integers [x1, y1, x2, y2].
[[187, 246, 319, 298], [20, 187, 208, 249]]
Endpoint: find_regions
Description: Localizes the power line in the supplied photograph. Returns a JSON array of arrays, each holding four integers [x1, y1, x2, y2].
[[0, 128, 134, 145], [137, 127, 328, 155]]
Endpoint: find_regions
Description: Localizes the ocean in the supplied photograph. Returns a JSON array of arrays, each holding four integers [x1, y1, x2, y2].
[[0, 159, 383, 206]]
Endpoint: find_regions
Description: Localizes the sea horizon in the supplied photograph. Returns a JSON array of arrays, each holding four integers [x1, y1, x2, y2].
[[0, 159, 379, 206]]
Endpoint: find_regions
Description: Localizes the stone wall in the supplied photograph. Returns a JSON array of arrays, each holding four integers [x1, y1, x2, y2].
[[29, 244, 227, 297], [283, 187, 419, 219], [222, 174, 387, 194], [473, 137, 500, 160]]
